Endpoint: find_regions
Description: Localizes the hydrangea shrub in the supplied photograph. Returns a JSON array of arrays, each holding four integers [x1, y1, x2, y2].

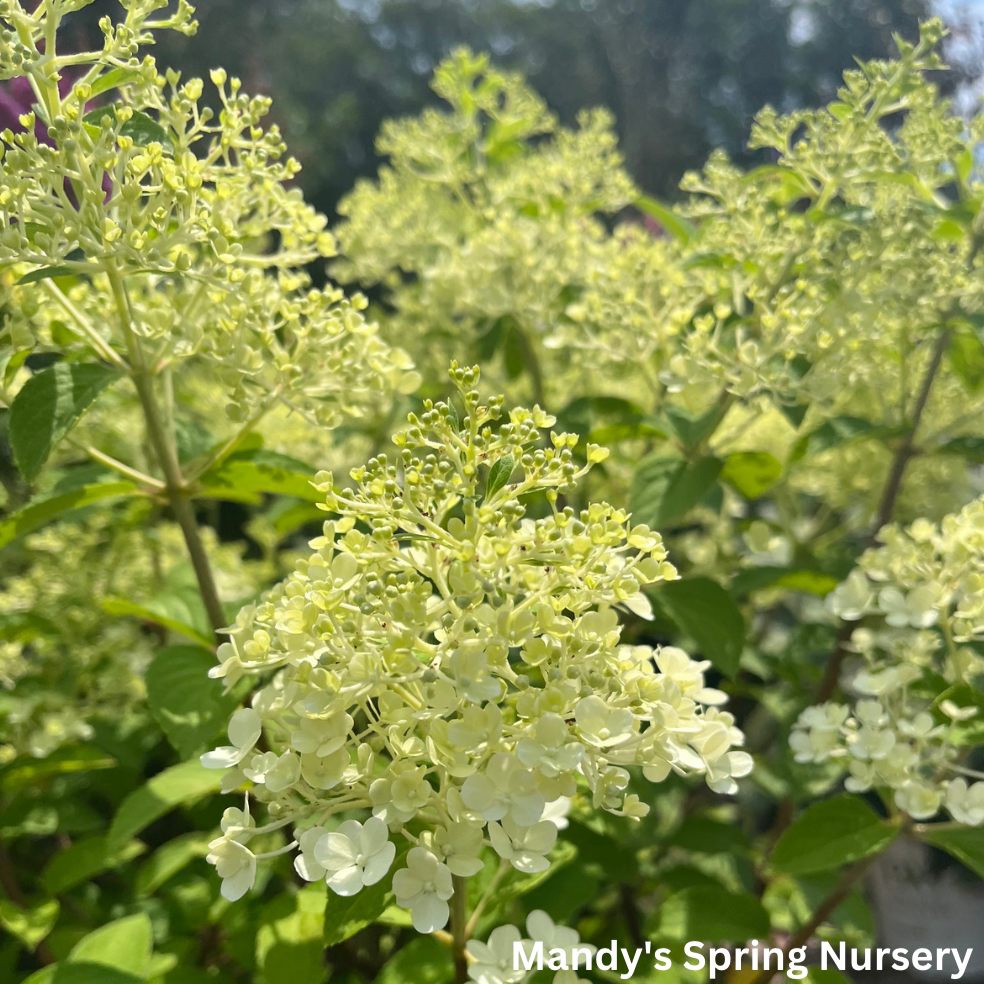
[[2, 5, 984, 984]]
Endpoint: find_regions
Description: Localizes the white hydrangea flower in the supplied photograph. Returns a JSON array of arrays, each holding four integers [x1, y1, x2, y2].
[[540, 797, 572, 830], [392, 847, 455, 933], [206, 837, 256, 902], [294, 825, 329, 882], [827, 570, 873, 621], [467, 924, 527, 984], [526, 909, 596, 973], [461, 754, 546, 827], [431, 821, 486, 877], [789, 704, 851, 763], [488, 817, 558, 873], [242, 750, 301, 792], [516, 715, 585, 777], [573, 696, 635, 748], [945, 779, 984, 826], [314, 817, 396, 896], [290, 711, 353, 757], [200, 708, 262, 769], [894, 781, 942, 820], [877, 586, 939, 629]]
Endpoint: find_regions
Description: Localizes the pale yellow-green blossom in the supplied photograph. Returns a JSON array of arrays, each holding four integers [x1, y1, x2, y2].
[[201, 367, 751, 924]]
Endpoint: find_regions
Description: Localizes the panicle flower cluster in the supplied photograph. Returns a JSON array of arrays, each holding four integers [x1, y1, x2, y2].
[[790, 496, 984, 823], [0, 0, 418, 423], [331, 24, 984, 531], [332, 48, 638, 403], [201, 366, 751, 930]]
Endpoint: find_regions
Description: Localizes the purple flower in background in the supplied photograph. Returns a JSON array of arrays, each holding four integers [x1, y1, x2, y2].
[[0, 72, 113, 207]]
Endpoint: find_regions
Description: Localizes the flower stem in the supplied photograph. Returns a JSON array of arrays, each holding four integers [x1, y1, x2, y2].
[[746, 853, 877, 984], [451, 874, 470, 984], [106, 264, 228, 640], [816, 325, 949, 702]]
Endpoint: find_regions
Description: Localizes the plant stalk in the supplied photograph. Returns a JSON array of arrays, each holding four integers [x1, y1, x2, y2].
[[106, 265, 228, 640], [816, 326, 949, 702], [451, 874, 470, 984], [747, 854, 876, 984]]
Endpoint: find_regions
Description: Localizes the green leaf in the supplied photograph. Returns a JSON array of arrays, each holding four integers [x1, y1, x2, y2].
[[376, 935, 453, 984], [666, 816, 750, 854], [636, 195, 696, 243], [8, 363, 119, 480], [42, 836, 145, 894], [721, 451, 782, 499], [630, 453, 684, 527], [947, 327, 984, 393], [657, 886, 770, 941], [502, 325, 526, 380], [68, 913, 153, 978], [15, 265, 76, 285], [145, 646, 239, 757], [0, 898, 59, 951], [324, 847, 409, 947], [656, 577, 745, 676], [84, 106, 171, 148], [270, 501, 325, 536], [775, 570, 839, 596], [256, 885, 329, 984], [199, 451, 320, 503], [23, 964, 143, 984], [771, 796, 898, 875], [659, 456, 723, 525], [135, 830, 213, 896], [630, 453, 722, 528], [662, 403, 726, 450], [0, 480, 139, 549], [919, 825, 984, 879], [792, 416, 883, 459], [0, 745, 116, 794], [485, 456, 515, 500], [107, 760, 223, 852], [939, 436, 984, 461], [88, 66, 142, 98], [102, 598, 213, 649], [731, 566, 838, 598], [2, 347, 30, 385]]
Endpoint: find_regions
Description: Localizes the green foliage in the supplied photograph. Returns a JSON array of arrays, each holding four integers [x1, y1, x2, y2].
[[256, 886, 328, 984], [657, 886, 771, 941], [8, 363, 118, 480], [920, 826, 984, 880], [0, 899, 59, 952], [107, 761, 224, 852], [0, 481, 140, 548], [656, 577, 746, 677], [771, 797, 899, 876], [42, 836, 146, 894], [145, 646, 242, 757]]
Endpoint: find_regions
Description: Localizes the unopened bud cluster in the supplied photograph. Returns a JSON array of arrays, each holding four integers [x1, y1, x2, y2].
[[0, 0, 418, 423]]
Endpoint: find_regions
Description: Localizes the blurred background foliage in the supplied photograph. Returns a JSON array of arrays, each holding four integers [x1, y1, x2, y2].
[[61, 0, 957, 216]]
